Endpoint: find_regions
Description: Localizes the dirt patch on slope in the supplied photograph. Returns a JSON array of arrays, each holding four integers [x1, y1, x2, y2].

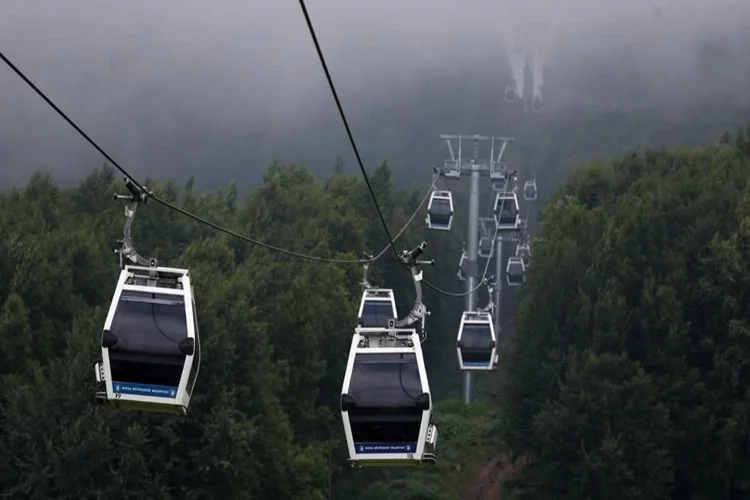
[[463, 454, 528, 500]]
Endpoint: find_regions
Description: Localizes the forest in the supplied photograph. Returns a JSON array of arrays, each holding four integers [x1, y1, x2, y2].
[[0, 160, 497, 499], [2, 125, 750, 499], [3, 2, 750, 498]]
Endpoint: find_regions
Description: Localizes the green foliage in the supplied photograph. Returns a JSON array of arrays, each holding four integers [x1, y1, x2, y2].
[[14, 127, 750, 499], [0, 161, 472, 499], [498, 128, 750, 498]]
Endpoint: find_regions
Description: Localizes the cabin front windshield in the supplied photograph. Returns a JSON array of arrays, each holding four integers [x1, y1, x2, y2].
[[350, 353, 421, 407], [430, 198, 452, 225], [460, 323, 494, 365], [108, 290, 188, 390], [431, 198, 452, 215], [359, 301, 395, 327], [498, 199, 516, 218], [348, 353, 424, 447], [508, 261, 525, 275]]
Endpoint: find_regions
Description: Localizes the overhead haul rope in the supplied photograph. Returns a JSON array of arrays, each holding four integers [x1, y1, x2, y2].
[[297, 0, 400, 261], [0, 49, 435, 265], [423, 224, 499, 298]]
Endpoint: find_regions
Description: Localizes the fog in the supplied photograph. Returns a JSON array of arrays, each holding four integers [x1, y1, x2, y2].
[[0, 0, 748, 189]]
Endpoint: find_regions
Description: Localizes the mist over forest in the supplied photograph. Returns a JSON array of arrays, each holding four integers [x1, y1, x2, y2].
[[4, 2, 750, 499], [1, 1, 749, 191]]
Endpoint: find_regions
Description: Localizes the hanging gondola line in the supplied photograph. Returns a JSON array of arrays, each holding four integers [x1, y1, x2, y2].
[[0, 1, 538, 469], [0, 47, 436, 266]]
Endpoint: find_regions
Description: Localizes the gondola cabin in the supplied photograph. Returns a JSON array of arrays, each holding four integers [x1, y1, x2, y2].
[[456, 311, 498, 371], [426, 190, 454, 231], [494, 192, 520, 231], [443, 160, 461, 179], [478, 236, 494, 258], [357, 289, 398, 328], [504, 85, 517, 103], [341, 326, 438, 467], [506, 256, 526, 287], [94, 265, 200, 415], [516, 243, 531, 268], [532, 95, 543, 113], [523, 179, 538, 201]]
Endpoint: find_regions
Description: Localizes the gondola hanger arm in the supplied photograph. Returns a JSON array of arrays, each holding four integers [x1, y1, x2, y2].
[[113, 178, 158, 270], [394, 242, 434, 336]]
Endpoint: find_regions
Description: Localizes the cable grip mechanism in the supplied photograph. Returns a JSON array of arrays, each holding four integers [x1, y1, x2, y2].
[[393, 242, 435, 341], [478, 276, 494, 313], [360, 251, 374, 290], [113, 177, 158, 272]]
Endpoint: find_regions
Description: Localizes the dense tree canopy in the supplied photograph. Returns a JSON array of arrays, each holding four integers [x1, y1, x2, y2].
[[498, 127, 750, 499], [5, 119, 750, 499], [0, 160, 504, 499]]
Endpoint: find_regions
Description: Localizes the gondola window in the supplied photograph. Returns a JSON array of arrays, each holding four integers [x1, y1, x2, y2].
[[109, 290, 188, 390], [348, 353, 423, 444]]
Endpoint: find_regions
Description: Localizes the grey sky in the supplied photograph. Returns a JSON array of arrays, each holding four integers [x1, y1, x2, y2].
[[0, 0, 747, 189]]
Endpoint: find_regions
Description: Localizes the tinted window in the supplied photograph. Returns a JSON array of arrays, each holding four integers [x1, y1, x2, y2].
[[430, 199, 452, 216], [460, 323, 493, 348], [349, 353, 422, 408], [350, 418, 421, 446], [499, 202, 516, 217], [109, 290, 188, 387], [110, 359, 183, 387], [359, 301, 395, 327], [110, 290, 188, 353], [460, 323, 493, 365]]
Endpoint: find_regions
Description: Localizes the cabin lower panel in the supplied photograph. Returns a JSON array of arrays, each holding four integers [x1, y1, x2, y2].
[[108, 399, 186, 415], [350, 457, 436, 467]]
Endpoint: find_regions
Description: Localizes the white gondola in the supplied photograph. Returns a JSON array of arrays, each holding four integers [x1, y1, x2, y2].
[[478, 236, 494, 258], [456, 311, 497, 371], [516, 243, 531, 268], [506, 256, 526, 287], [341, 326, 438, 467], [494, 192, 520, 231], [524, 179, 538, 201], [357, 289, 398, 328], [443, 160, 461, 179], [426, 190, 454, 231], [532, 95, 543, 113], [95, 265, 200, 414], [504, 85, 517, 103]]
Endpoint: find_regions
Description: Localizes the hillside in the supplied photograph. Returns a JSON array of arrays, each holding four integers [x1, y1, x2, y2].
[[0, 161, 509, 499], [4, 128, 750, 499], [495, 127, 750, 498]]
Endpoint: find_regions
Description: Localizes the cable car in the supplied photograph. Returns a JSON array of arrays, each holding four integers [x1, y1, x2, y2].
[[456, 311, 498, 371], [94, 265, 200, 414], [478, 236, 494, 258], [504, 85, 517, 103], [532, 95, 543, 113], [494, 192, 520, 231], [524, 179, 538, 201], [426, 190, 454, 231], [357, 289, 398, 327], [457, 251, 467, 282], [443, 160, 461, 179], [506, 257, 526, 287], [516, 243, 531, 268], [341, 326, 438, 467]]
